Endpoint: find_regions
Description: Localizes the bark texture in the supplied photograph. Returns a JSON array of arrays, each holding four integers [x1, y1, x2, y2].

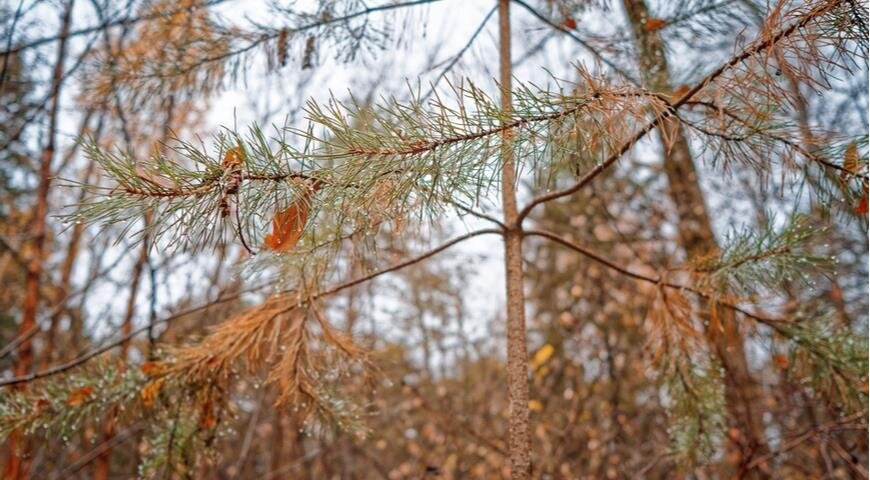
[[499, 1, 532, 478]]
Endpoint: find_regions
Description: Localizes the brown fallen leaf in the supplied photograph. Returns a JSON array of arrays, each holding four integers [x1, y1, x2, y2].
[[200, 399, 217, 429], [773, 354, 789, 369], [140, 361, 166, 376], [220, 146, 245, 217]]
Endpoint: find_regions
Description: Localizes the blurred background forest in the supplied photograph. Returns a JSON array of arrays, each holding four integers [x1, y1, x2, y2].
[[0, 0, 867, 478]]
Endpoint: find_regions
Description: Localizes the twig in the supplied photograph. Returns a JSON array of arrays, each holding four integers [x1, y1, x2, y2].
[[524, 228, 791, 331], [744, 412, 867, 472], [0, 326, 40, 361], [421, 4, 497, 101], [0, 0, 230, 58], [51, 424, 144, 479], [510, 0, 637, 84]]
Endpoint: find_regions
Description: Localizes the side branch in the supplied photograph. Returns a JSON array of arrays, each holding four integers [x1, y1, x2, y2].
[[0, 228, 501, 387], [347, 102, 592, 157], [524, 228, 788, 330], [120, 170, 322, 199], [515, 0, 844, 224], [685, 100, 869, 181]]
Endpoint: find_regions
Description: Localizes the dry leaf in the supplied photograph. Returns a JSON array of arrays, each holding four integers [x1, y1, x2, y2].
[[264, 200, 309, 251], [140, 361, 166, 376], [140, 378, 165, 407], [773, 355, 789, 369], [277, 28, 288, 67], [200, 399, 217, 429], [856, 182, 869, 214], [531, 344, 555, 369], [643, 18, 667, 32], [671, 84, 690, 101], [302, 35, 316, 70], [220, 147, 245, 217], [528, 399, 544, 411], [841, 142, 860, 181], [263, 182, 321, 251], [222, 146, 244, 169], [32, 398, 50, 415], [67, 386, 94, 406], [563, 17, 577, 30]]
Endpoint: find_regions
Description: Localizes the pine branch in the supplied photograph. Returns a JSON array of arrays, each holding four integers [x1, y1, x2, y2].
[[527, 227, 866, 407], [511, 0, 637, 84], [524, 229, 786, 327], [691, 215, 831, 296], [0, 228, 500, 388], [516, 0, 849, 224]]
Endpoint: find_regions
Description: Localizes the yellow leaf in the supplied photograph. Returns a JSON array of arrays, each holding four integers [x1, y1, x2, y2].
[[528, 400, 543, 411], [140, 378, 165, 407], [531, 344, 555, 369]]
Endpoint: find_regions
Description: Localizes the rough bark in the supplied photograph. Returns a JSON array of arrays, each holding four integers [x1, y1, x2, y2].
[[498, 1, 532, 478], [620, 0, 771, 474], [4, 2, 74, 478]]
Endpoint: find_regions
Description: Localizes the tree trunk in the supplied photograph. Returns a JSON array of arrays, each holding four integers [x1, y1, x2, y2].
[[4, 2, 74, 478], [41, 113, 99, 370], [498, 1, 532, 478], [90, 239, 148, 480], [620, 0, 771, 475]]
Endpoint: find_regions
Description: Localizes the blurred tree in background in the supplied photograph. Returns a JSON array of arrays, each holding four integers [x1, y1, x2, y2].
[[0, 0, 867, 478]]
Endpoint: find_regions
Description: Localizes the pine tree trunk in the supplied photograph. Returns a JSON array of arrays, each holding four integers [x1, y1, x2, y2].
[[498, 1, 532, 478], [619, 0, 771, 475], [4, 2, 73, 477]]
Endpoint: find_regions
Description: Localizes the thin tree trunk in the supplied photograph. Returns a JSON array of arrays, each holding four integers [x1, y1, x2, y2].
[[41, 113, 99, 370], [90, 238, 149, 480], [498, 1, 531, 478], [93, 86, 170, 479], [620, 0, 771, 475], [4, 2, 73, 478]]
